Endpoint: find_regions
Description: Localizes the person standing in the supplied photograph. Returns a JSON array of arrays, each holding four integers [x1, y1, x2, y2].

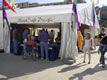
[[12, 27, 18, 54], [98, 28, 105, 44], [77, 31, 83, 52], [38, 29, 49, 60], [98, 28, 107, 68], [32, 32, 36, 41], [46, 29, 49, 35], [49, 30, 55, 44], [55, 32, 61, 45], [23, 29, 29, 40], [99, 35, 107, 68], [83, 32, 92, 64], [23, 29, 29, 55], [98, 28, 105, 62]]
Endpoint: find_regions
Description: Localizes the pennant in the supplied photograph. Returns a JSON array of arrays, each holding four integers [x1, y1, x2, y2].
[[3, 7, 10, 30], [72, 0, 74, 3], [10, 0, 17, 8], [97, 10, 100, 24], [98, 10, 100, 19], [3, 0, 16, 13], [72, 0, 79, 31]]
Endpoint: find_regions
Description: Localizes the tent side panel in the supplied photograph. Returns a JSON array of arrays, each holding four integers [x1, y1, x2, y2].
[[0, 20, 4, 50], [59, 22, 78, 60]]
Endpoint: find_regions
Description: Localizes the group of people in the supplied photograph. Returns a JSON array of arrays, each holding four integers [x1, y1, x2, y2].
[[12, 27, 107, 67], [77, 28, 107, 68], [23, 29, 37, 56], [22, 28, 61, 60]]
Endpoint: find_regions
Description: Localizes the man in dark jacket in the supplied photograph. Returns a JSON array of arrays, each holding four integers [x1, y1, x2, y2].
[[99, 34, 107, 68], [38, 29, 48, 60]]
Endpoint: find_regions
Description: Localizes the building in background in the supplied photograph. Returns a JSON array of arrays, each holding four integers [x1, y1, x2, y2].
[[64, 0, 86, 3], [100, 6, 107, 23], [16, 2, 39, 8], [95, 6, 107, 26]]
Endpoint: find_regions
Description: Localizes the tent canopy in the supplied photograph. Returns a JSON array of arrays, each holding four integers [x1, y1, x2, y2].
[[0, 3, 99, 28], [0, 3, 99, 60]]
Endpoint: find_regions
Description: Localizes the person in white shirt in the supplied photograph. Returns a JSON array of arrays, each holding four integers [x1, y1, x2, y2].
[[83, 32, 92, 64]]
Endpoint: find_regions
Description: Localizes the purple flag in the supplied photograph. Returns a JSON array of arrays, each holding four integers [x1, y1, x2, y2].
[[3, 7, 10, 30], [92, 2, 95, 29], [72, 0, 79, 31], [93, 14, 95, 29]]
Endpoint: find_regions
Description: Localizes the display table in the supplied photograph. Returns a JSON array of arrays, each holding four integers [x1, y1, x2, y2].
[[37, 44, 60, 61], [10, 43, 60, 61], [48, 44, 60, 61]]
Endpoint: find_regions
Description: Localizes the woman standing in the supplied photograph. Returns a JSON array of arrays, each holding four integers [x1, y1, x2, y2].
[[77, 31, 83, 52], [83, 32, 92, 64]]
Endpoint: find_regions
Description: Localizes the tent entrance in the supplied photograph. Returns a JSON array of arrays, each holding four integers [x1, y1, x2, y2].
[[10, 23, 61, 54]]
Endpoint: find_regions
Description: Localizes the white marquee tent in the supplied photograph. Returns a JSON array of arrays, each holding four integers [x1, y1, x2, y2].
[[0, 3, 99, 60]]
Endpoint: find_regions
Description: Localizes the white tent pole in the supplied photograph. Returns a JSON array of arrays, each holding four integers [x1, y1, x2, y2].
[[2, 1, 5, 52]]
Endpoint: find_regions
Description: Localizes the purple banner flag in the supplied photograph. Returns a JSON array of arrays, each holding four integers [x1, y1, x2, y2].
[[3, 7, 10, 30], [93, 15, 95, 29], [72, 0, 79, 31], [92, 1, 95, 29]]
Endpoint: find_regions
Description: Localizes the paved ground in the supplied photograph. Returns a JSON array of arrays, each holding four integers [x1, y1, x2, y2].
[[0, 49, 107, 80]]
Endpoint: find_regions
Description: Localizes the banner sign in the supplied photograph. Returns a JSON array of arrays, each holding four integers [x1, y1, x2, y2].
[[18, 17, 54, 23]]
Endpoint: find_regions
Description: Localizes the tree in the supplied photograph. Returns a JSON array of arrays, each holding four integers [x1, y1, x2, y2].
[[102, 21, 107, 28]]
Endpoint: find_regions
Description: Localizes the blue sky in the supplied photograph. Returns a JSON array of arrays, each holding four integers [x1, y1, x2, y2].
[[0, 0, 107, 7], [0, 0, 64, 4]]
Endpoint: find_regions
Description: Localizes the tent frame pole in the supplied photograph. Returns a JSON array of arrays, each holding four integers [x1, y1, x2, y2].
[[2, 4, 5, 52]]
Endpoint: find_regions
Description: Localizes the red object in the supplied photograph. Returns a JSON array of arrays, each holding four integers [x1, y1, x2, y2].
[[3, 0, 16, 13], [102, 65, 105, 68], [99, 61, 103, 64], [27, 40, 36, 47]]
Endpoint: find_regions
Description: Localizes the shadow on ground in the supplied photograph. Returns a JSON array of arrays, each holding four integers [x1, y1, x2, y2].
[[0, 53, 63, 79], [0, 78, 8, 80], [69, 64, 107, 80], [58, 63, 87, 73]]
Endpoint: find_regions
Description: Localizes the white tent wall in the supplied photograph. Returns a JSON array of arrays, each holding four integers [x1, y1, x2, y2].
[[78, 3, 100, 29], [3, 21, 10, 53], [60, 22, 73, 59], [60, 22, 78, 60], [0, 21, 4, 50], [0, 11, 4, 50], [0, 12, 10, 53], [71, 15, 78, 60]]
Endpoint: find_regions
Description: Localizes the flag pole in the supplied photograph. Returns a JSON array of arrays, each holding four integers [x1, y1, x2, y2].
[[2, 0, 5, 52], [2, 0, 5, 29]]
